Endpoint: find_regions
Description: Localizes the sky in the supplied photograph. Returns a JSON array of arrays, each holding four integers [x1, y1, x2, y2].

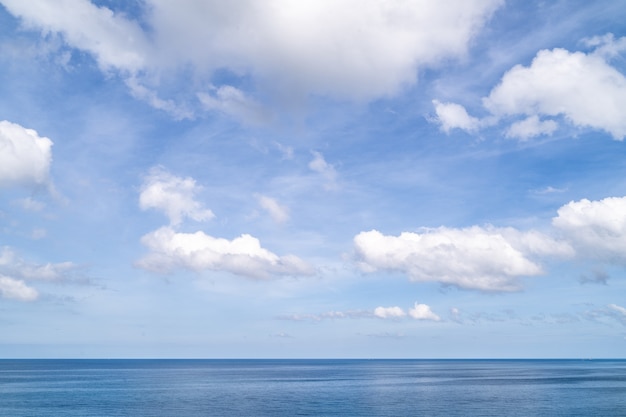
[[0, 0, 625, 359]]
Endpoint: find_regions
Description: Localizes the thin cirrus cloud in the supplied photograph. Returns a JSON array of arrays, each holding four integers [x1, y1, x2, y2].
[[0, 246, 81, 302], [281, 303, 441, 322], [0, 0, 503, 117], [308, 151, 338, 190], [607, 304, 626, 325], [257, 195, 289, 224], [433, 35, 626, 140]]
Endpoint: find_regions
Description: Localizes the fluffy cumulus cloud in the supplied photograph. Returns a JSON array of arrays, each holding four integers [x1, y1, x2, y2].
[[354, 195, 626, 291], [136, 227, 313, 279], [408, 303, 441, 321], [354, 227, 570, 292], [143, 0, 503, 100], [137, 168, 311, 279], [0, 120, 53, 188], [434, 34, 626, 140], [1, 0, 502, 115], [552, 196, 626, 263], [484, 44, 626, 139], [139, 167, 214, 226], [432, 100, 484, 133]]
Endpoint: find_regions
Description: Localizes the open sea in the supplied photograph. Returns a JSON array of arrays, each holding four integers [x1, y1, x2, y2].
[[1, 359, 625, 416]]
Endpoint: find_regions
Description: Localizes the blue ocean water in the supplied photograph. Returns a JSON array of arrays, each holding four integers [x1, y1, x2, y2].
[[1, 359, 625, 416]]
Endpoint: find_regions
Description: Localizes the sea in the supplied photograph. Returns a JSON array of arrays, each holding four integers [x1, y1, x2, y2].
[[1, 359, 625, 416]]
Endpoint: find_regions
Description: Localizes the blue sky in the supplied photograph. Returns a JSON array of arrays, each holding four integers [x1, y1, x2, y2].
[[1, 0, 625, 358]]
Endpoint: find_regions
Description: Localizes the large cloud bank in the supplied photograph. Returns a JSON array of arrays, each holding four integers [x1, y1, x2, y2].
[[354, 227, 570, 292], [1, 0, 502, 115], [354, 195, 626, 292]]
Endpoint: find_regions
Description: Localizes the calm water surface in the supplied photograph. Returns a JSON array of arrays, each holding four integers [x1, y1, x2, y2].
[[1, 359, 625, 416]]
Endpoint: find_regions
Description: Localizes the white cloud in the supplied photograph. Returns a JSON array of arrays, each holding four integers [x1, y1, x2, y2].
[[14, 197, 45, 212], [0, 120, 53, 188], [273, 142, 294, 160], [408, 302, 440, 321], [1, 0, 502, 113], [552, 196, 626, 263], [450, 307, 462, 323], [434, 35, 626, 140], [0, 275, 38, 301], [497, 227, 573, 258], [139, 167, 214, 226], [606, 304, 626, 325], [126, 77, 193, 120], [582, 33, 626, 59], [531, 186, 566, 195], [197, 85, 270, 125], [432, 100, 483, 133], [0, 246, 78, 283], [283, 304, 441, 322], [279, 310, 369, 321], [374, 306, 406, 319], [484, 42, 626, 140], [609, 304, 626, 316], [354, 195, 626, 292], [136, 226, 313, 279], [0, 246, 82, 301], [0, 0, 148, 73], [257, 195, 289, 224], [353, 227, 566, 292], [505, 115, 558, 140], [309, 151, 338, 190], [30, 229, 47, 240], [148, 0, 502, 101]]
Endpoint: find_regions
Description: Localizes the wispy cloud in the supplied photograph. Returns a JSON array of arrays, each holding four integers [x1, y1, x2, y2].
[[257, 195, 290, 224]]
